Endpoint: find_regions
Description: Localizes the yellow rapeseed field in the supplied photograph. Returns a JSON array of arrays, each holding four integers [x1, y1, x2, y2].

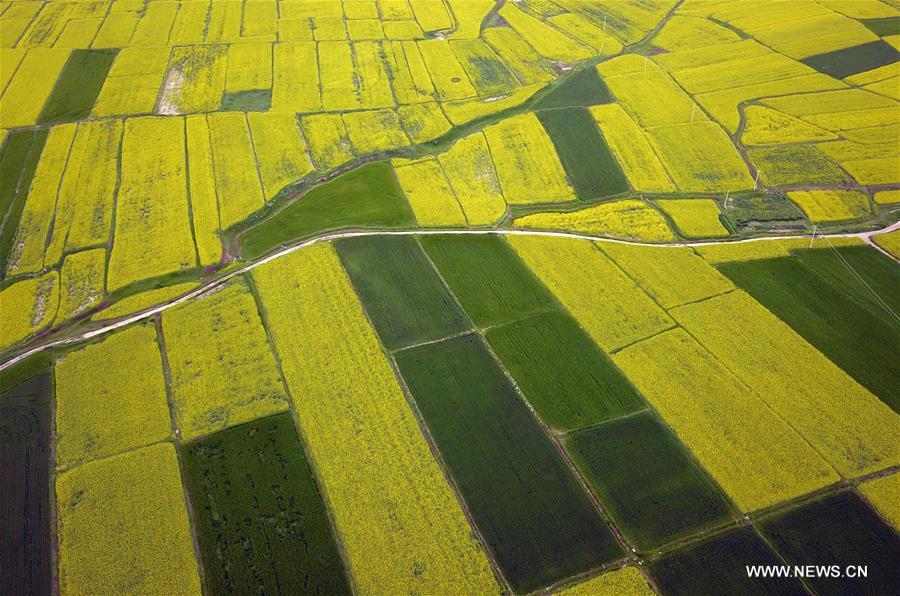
[[557, 566, 654, 596], [548, 13, 623, 55], [438, 132, 506, 225], [225, 42, 273, 93], [355, 40, 396, 108], [0, 48, 69, 128], [45, 119, 122, 267], [656, 198, 730, 238], [647, 123, 755, 192], [129, 0, 178, 46], [614, 328, 839, 512], [347, 19, 384, 40], [55, 324, 172, 469], [741, 105, 837, 146], [651, 15, 741, 51], [394, 158, 466, 226], [320, 41, 360, 111], [382, 19, 425, 40], [482, 27, 554, 85], [859, 474, 900, 532], [603, 67, 703, 128], [0, 270, 58, 352], [509, 235, 673, 352], [208, 112, 266, 228], [417, 39, 477, 101], [786, 190, 872, 223], [92, 12, 140, 48], [56, 442, 202, 596], [483, 112, 575, 204], [299, 112, 356, 170], [272, 41, 320, 111], [445, 0, 494, 39], [398, 101, 452, 143], [247, 111, 314, 200], [589, 104, 675, 192], [185, 115, 223, 265], [695, 237, 865, 264], [874, 189, 900, 205], [872, 229, 900, 259], [93, 47, 170, 117], [409, 0, 454, 32], [671, 291, 900, 478], [342, 109, 410, 153], [107, 116, 197, 291], [169, 0, 208, 44], [96, 282, 199, 321], [55, 249, 106, 324], [498, 3, 592, 63], [514, 200, 675, 242], [598, 243, 734, 309], [385, 40, 436, 104], [442, 83, 543, 125], [451, 39, 520, 96], [160, 45, 228, 114], [7, 124, 76, 275], [252, 243, 498, 594], [162, 280, 289, 440]]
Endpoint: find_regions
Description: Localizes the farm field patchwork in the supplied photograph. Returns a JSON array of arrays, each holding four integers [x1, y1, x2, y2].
[[0, 1, 899, 594]]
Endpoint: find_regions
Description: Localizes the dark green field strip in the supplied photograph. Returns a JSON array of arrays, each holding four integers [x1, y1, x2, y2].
[[221, 89, 272, 112], [565, 411, 734, 551], [395, 334, 621, 593], [721, 194, 806, 232], [0, 129, 48, 276], [862, 16, 900, 36], [719, 254, 899, 412], [649, 526, 807, 596], [335, 235, 469, 349], [485, 310, 644, 430], [1, 372, 52, 596], [533, 67, 613, 110], [792, 246, 900, 323], [759, 491, 900, 596], [536, 107, 628, 200], [38, 49, 117, 124], [239, 162, 415, 259], [182, 413, 351, 595], [801, 40, 900, 79], [419, 234, 555, 327]]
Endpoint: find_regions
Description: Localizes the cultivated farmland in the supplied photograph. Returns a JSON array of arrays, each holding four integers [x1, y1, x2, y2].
[[1, 1, 898, 594]]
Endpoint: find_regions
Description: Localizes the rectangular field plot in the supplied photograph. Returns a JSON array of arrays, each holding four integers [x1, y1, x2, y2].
[[419, 234, 555, 327], [182, 414, 350, 595], [536, 107, 628, 200], [486, 310, 644, 431], [0, 373, 52, 596], [38, 49, 116, 124], [395, 333, 621, 593], [335, 235, 469, 349], [252, 244, 496, 594], [161, 279, 289, 440], [565, 411, 733, 550], [718, 255, 899, 412], [760, 492, 900, 595], [56, 443, 201, 595], [650, 527, 807, 596]]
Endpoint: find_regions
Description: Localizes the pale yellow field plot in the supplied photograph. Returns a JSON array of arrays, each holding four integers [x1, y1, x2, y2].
[[128, 0, 178, 46], [482, 27, 554, 85], [656, 198, 729, 239], [252, 243, 498, 594], [162, 280, 288, 440], [0, 271, 58, 352], [0, 47, 69, 128], [207, 112, 266, 228], [786, 190, 872, 223], [741, 105, 837, 146], [56, 443, 202, 596], [159, 45, 228, 114], [603, 67, 703, 128], [384, 40, 435, 104], [107, 116, 197, 291], [56, 248, 106, 323], [354, 40, 395, 108], [93, 46, 170, 117], [598, 243, 734, 309], [409, 0, 453, 33], [418, 39, 477, 101], [589, 104, 674, 192], [342, 109, 410, 153], [54, 324, 172, 469], [185, 115, 223, 265], [45, 119, 122, 267], [438, 132, 506, 225], [394, 158, 465, 226], [859, 473, 900, 532], [874, 190, 900, 205], [272, 41, 320, 111], [547, 13, 623, 56], [671, 291, 900, 478], [498, 3, 592, 63], [299, 112, 355, 170], [91, 12, 140, 48], [225, 42, 273, 93], [397, 101, 451, 143], [614, 328, 838, 512], [248, 111, 313, 199], [509, 235, 674, 352], [6, 125, 75, 275], [169, 0, 209, 45], [556, 566, 653, 596], [651, 15, 741, 51], [514, 200, 674, 243], [319, 40, 360, 111], [872, 229, 900, 260], [483, 113, 574, 204]]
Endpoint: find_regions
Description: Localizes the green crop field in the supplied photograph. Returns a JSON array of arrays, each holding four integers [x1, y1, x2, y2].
[[1, 0, 898, 594]]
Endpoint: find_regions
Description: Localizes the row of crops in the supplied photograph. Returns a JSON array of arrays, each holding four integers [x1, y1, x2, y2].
[[3, 231, 898, 594]]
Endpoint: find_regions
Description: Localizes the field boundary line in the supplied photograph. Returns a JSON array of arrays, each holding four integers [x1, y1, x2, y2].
[[2, 219, 898, 371]]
